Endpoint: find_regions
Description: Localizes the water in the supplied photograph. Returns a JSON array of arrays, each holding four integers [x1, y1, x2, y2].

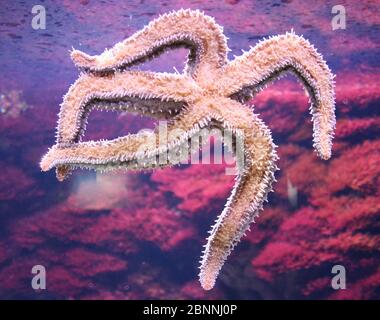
[[0, 0, 379, 299]]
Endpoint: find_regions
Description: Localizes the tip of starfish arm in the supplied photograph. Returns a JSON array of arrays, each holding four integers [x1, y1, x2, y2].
[[320, 151, 331, 160], [200, 275, 215, 291], [40, 153, 52, 172], [40, 150, 71, 182], [317, 144, 332, 160], [70, 49, 95, 68]]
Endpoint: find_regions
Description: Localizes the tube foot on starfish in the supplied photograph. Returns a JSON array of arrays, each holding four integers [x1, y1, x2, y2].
[[40, 9, 335, 290]]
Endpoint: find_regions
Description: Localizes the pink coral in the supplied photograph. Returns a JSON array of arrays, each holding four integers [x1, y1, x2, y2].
[[0, 164, 38, 201], [63, 248, 127, 277], [151, 164, 234, 215]]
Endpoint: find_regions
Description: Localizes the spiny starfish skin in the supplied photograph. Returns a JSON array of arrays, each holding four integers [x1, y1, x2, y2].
[[70, 9, 228, 79], [40, 9, 336, 290]]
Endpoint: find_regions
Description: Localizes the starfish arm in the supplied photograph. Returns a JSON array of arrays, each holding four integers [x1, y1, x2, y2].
[[71, 9, 228, 79], [41, 132, 166, 174], [40, 100, 211, 179], [56, 71, 198, 146], [192, 99, 278, 290], [48, 71, 198, 181], [218, 32, 336, 160]]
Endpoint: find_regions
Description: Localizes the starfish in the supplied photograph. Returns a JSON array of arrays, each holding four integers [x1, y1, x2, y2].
[[40, 9, 335, 290]]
